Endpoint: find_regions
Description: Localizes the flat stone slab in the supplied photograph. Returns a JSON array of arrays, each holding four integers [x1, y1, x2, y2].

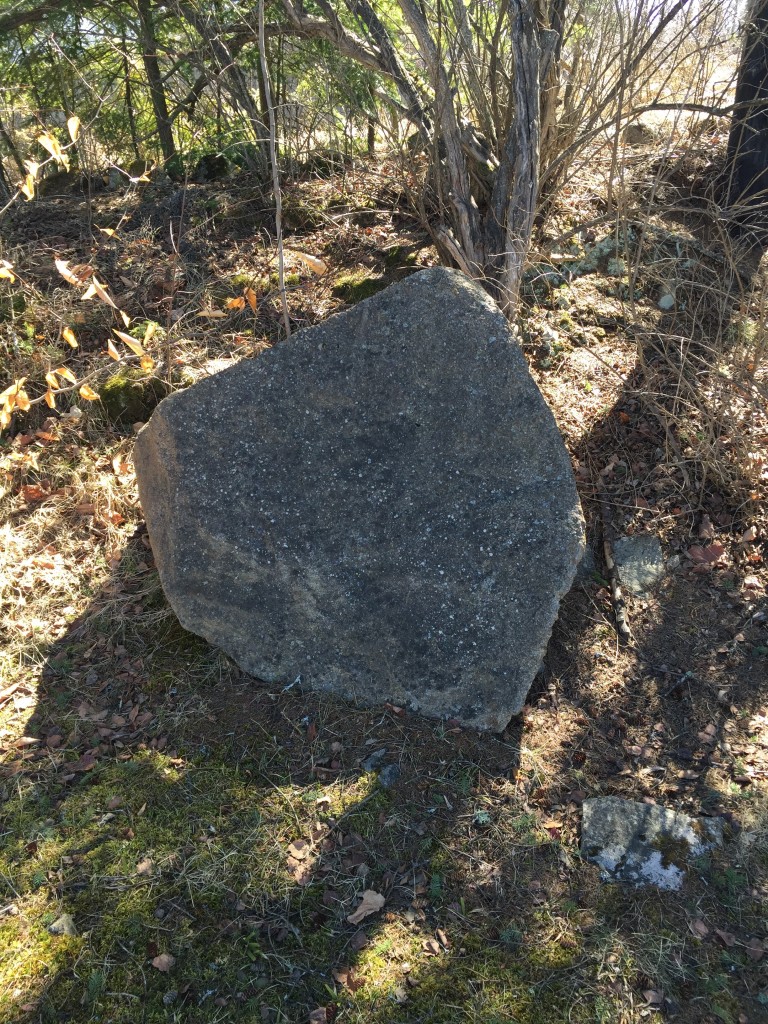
[[581, 797, 723, 890], [613, 533, 665, 597], [134, 268, 584, 730]]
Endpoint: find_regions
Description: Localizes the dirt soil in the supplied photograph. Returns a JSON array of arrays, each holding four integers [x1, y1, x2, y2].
[[1, 155, 767, 1024]]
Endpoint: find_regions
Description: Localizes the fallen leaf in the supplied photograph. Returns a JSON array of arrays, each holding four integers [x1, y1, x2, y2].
[[71, 751, 97, 772], [151, 953, 176, 972], [688, 918, 709, 939], [308, 1009, 327, 1024], [290, 251, 327, 275], [714, 928, 737, 947], [688, 542, 726, 565], [741, 525, 758, 544], [21, 484, 47, 503], [747, 937, 765, 961], [422, 938, 441, 955], [137, 857, 155, 876], [346, 889, 385, 925], [698, 515, 715, 540], [350, 929, 369, 951], [287, 840, 310, 861]]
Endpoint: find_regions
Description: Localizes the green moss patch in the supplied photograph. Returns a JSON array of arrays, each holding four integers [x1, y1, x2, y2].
[[332, 270, 388, 304], [99, 368, 169, 426]]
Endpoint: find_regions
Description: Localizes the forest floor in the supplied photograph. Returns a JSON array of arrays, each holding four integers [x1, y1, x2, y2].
[[1, 143, 768, 1024]]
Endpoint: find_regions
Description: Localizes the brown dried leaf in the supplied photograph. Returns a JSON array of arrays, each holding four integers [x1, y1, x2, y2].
[[688, 542, 726, 565], [151, 953, 175, 972], [688, 918, 709, 939], [698, 515, 715, 541], [714, 928, 737, 947], [346, 889, 385, 925]]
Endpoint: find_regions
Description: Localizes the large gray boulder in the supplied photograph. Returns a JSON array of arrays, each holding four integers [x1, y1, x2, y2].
[[134, 268, 584, 730]]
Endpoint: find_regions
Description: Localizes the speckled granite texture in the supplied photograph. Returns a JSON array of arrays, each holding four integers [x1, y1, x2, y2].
[[134, 268, 584, 730]]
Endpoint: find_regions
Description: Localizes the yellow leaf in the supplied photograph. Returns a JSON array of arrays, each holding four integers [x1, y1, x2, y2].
[[198, 308, 226, 318], [45, 372, 59, 389], [79, 384, 100, 401], [92, 279, 118, 310], [55, 259, 86, 286], [139, 354, 155, 371], [226, 296, 246, 310], [0, 261, 15, 282], [67, 115, 80, 142], [120, 310, 131, 328], [23, 160, 39, 178], [38, 133, 63, 162], [0, 405, 10, 430], [291, 251, 327, 275], [143, 322, 156, 345], [54, 366, 77, 384], [107, 339, 121, 361], [45, 389, 56, 409], [98, 226, 117, 238], [62, 327, 78, 348], [81, 282, 97, 300], [15, 389, 31, 412], [113, 330, 145, 357], [245, 287, 258, 313], [20, 175, 35, 200], [1, 378, 27, 400]]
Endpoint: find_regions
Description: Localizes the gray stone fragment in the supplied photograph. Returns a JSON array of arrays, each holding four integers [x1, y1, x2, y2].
[[49, 913, 78, 936], [581, 797, 723, 891], [378, 764, 401, 788], [613, 533, 665, 596], [134, 267, 585, 730], [361, 749, 387, 773]]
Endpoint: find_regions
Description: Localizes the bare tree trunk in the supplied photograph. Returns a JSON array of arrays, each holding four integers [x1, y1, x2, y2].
[[122, 28, 142, 160], [0, 113, 25, 178], [136, 0, 178, 165], [727, 0, 768, 214]]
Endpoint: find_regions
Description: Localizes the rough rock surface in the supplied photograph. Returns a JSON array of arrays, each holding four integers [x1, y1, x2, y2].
[[134, 268, 584, 730], [614, 533, 665, 597], [581, 797, 723, 890]]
